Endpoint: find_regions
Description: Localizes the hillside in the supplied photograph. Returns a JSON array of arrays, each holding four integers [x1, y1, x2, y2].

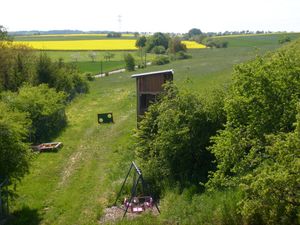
[[7, 34, 300, 225]]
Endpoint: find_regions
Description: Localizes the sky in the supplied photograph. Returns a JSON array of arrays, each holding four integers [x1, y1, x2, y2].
[[1, 0, 300, 33]]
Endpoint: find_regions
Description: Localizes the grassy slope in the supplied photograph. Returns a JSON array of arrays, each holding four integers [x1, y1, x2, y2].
[[8, 34, 299, 225], [212, 32, 300, 47]]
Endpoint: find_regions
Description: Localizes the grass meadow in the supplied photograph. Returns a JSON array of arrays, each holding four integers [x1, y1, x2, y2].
[[7, 33, 300, 225]]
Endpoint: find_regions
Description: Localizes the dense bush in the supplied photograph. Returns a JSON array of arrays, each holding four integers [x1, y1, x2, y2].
[[208, 40, 300, 189], [145, 32, 170, 53], [152, 55, 170, 65], [2, 84, 67, 143], [278, 35, 291, 44], [0, 101, 31, 182], [0, 42, 36, 92], [36, 54, 89, 100], [177, 51, 191, 59], [135, 84, 226, 194], [124, 53, 135, 71], [168, 37, 187, 54], [151, 45, 166, 54], [207, 40, 300, 224], [239, 106, 300, 224], [204, 38, 228, 48], [0, 45, 89, 99]]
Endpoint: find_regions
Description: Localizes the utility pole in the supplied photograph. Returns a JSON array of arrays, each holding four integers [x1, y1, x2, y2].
[[118, 14, 122, 32]]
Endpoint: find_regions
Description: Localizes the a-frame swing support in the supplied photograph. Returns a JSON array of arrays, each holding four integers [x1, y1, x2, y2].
[[114, 161, 160, 219]]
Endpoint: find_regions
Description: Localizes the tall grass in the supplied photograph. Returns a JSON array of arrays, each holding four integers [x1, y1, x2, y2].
[[159, 189, 243, 225]]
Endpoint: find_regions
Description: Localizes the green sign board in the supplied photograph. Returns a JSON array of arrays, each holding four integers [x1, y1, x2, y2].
[[98, 113, 114, 124]]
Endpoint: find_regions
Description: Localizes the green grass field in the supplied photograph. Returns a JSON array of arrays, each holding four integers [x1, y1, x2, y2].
[[75, 61, 125, 74], [8, 34, 300, 225], [212, 32, 300, 47]]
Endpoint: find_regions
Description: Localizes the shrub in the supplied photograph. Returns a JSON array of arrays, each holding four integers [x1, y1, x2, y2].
[[85, 72, 95, 81], [176, 51, 192, 60], [135, 84, 226, 194], [152, 55, 170, 65], [0, 101, 31, 183], [204, 38, 228, 48], [168, 37, 187, 54], [151, 45, 166, 54], [239, 106, 300, 225], [278, 35, 291, 44], [2, 84, 67, 143], [206, 40, 300, 225], [124, 53, 135, 71], [207, 40, 300, 190]]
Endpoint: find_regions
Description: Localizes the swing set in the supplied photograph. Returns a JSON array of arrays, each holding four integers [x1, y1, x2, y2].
[[114, 161, 160, 218]]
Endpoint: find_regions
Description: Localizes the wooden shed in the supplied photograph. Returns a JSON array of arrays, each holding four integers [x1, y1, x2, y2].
[[131, 69, 174, 119]]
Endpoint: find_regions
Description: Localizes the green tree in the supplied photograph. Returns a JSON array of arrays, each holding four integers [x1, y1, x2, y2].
[[36, 52, 54, 85], [239, 104, 300, 224], [135, 36, 147, 48], [135, 36, 147, 66], [278, 35, 291, 44], [135, 84, 226, 193], [145, 32, 169, 52], [151, 45, 166, 54], [104, 52, 115, 61], [168, 37, 187, 54], [0, 42, 36, 91], [0, 42, 15, 91], [188, 28, 202, 37], [207, 40, 300, 190], [0, 101, 31, 183], [0, 25, 10, 41], [124, 53, 135, 71], [2, 84, 67, 143], [88, 51, 97, 62]]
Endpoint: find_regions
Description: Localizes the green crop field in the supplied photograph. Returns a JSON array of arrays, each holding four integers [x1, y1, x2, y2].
[[212, 32, 300, 47], [34, 50, 156, 74], [8, 34, 300, 225]]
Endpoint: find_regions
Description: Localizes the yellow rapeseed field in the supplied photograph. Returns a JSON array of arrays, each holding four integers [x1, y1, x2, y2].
[[17, 33, 135, 38], [16, 40, 138, 50], [182, 41, 206, 49], [15, 40, 205, 51]]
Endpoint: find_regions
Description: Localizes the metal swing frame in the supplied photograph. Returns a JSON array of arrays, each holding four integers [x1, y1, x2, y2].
[[114, 161, 160, 218]]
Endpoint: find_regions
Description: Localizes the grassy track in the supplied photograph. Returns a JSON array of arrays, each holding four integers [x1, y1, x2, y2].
[[8, 35, 295, 225], [9, 74, 137, 225]]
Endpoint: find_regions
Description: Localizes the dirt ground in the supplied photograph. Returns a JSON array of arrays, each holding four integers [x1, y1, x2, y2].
[[99, 205, 159, 224]]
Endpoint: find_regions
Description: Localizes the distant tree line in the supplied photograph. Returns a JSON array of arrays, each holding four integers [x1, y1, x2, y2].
[[107, 32, 122, 38]]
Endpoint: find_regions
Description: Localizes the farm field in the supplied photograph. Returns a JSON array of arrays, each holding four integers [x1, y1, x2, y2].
[[14, 34, 206, 50], [34, 51, 155, 74], [7, 34, 300, 225], [212, 32, 300, 47]]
